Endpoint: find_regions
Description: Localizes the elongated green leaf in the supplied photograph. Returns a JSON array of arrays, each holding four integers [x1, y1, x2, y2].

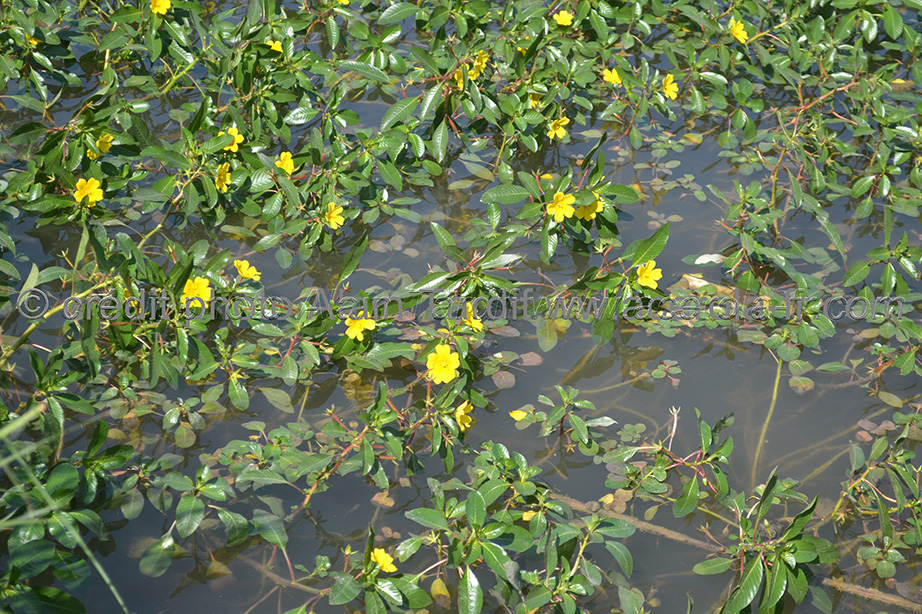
[[381, 97, 419, 131], [329, 572, 361, 605], [631, 223, 669, 266], [458, 566, 483, 614], [141, 145, 190, 170], [693, 557, 734, 575], [339, 60, 390, 83], [482, 184, 531, 204], [721, 558, 763, 614], [339, 232, 368, 282], [378, 3, 421, 24], [405, 507, 449, 531], [673, 474, 699, 518]]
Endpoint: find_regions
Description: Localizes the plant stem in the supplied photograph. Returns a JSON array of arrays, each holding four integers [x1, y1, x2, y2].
[[751, 359, 782, 491]]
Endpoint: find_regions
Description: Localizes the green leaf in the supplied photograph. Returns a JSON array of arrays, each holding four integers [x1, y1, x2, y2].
[[339, 232, 368, 282], [339, 60, 390, 83], [252, 509, 288, 549], [673, 475, 699, 518], [111, 5, 143, 22], [176, 493, 205, 537], [381, 97, 419, 131], [631, 223, 669, 265], [139, 535, 175, 578], [692, 557, 734, 575], [466, 491, 486, 528], [721, 558, 763, 614], [405, 508, 449, 531], [284, 107, 317, 125], [758, 557, 787, 614], [217, 508, 249, 545], [605, 541, 633, 576], [840, 261, 871, 287], [141, 145, 191, 170], [329, 572, 361, 605], [327, 16, 340, 48], [482, 184, 531, 205], [9, 539, 55, 578], [432, 119, 448, 163], [458, 566, 483, 614], [378, 3, 421, 24]]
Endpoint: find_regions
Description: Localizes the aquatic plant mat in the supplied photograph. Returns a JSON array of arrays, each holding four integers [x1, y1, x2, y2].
[[1, 0, 922, 612]]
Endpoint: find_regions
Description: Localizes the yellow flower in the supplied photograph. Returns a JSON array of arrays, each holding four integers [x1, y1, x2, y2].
[[74, 178, 103, 206], [370, 548, 396, 573], [455, 401, 474, 432], [636, 260, 663, 289], [217, 126, 244, 152], [275, 151, 295, 175], [26, 34, 41, 45], [546, 191, 576, 223], [96, 133, 114, 153], [540, 173, 553, 180], [426, 344, 460, 384], [150, 0, 171, 15], [602, 68, 622, 85], [663, 73, 678, 100], [454, 67, 465, 91], [345, 316, 376, 341], [182, 276, 212, 307], [324, 202, 345, 229], [462, 302, 483, 332], [215, 162, 231, 193], [336, 0, 349, 4], [728, 17, 749, 44], [86, 150, 99, 160], [599, 494, 615, 505], [576, 192, 603, 221], [521, 511, 536, 521], [509, 410, 529, 421], [528, 92, 543, 108], [552, 10, 573, 26], [547, 116, 570, 140], [469, 51, 488, 79], [233, 259, 261, 281], [266, 39, 283, 53]]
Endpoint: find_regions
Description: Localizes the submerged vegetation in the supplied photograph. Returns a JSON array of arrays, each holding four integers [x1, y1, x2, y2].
[[1, 0, 921, 612]]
